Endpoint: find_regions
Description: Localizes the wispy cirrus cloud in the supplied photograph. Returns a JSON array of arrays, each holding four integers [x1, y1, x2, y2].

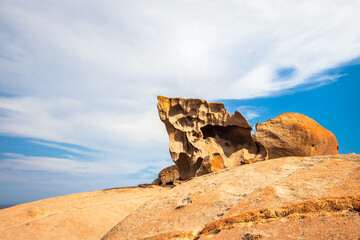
[[29, 140, 93, 156]]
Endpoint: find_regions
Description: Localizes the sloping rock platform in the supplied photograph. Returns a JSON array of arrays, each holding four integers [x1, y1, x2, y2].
[[0, 186, 168, 240], [1, 154, 359, 240], [102, 154, 360, 240]]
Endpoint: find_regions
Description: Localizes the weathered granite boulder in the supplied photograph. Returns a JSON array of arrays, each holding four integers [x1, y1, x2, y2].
[[152, 165, 180, 186], [253, 113, 339, 159], [157, 96, 267, 180]]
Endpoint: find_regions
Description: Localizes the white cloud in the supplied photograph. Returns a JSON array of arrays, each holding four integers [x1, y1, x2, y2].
[[1, 0, 359, 99], [29, 140, 92, 156], [0, 0, 360, 188], [0, 97, 168, 150], [1, 153, 110, 175]]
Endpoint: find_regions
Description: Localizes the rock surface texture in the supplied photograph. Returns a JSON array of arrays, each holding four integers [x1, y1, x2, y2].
[[253, 112, 339, 159], [102, 154, 360, 240], [0, 186, 168, 240], [157, 96, 267, 180]]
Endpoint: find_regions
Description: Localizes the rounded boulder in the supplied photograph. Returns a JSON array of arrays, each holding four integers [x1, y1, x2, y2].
[[253, 113, 338, 159]]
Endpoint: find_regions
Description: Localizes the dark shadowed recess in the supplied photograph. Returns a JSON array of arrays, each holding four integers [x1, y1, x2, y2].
[[201, 124, 256, 158], [175, 124, 262, 180]]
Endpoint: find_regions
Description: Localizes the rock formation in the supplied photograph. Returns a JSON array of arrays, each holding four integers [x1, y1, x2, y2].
[[157, 96, 267, 180], [2, 97, 352, 240], [253, 112, 339, 159], [152, 165, 180, 186], [102, 154, 360, 240]]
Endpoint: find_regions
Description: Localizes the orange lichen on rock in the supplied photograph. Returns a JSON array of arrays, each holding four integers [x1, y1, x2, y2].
[[157, 95, 172, 112], [253, 112, 338, 159], [210, 155, 225, 172], [141, 230, 196, 240], [198, 195, 360, 237]]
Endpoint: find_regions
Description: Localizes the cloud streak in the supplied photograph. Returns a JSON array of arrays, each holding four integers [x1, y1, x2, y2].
[[1, 153, 109, 174]]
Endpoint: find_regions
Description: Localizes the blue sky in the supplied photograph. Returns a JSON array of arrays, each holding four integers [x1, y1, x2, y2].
[[0, 0, 360, 205]]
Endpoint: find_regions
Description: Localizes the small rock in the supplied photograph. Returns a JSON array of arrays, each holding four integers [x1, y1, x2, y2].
[[158, 165, 180, 185]]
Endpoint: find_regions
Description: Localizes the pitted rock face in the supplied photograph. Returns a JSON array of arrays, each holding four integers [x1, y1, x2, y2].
[[157, 96, 267, 180], [253, 112, 339, 159]]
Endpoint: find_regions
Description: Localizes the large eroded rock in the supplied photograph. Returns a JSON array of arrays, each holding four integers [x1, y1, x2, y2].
[[253, 113, 339, 159], [157, 96, 267, 180]]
